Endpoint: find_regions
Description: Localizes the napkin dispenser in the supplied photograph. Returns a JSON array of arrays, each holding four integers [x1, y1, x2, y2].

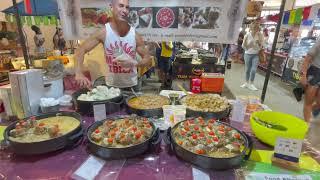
[[9, 69, 44, 119]]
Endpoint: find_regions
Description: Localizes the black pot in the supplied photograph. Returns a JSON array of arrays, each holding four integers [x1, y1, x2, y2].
[[175, 55, 193, 64], [125, 95, 168, 117], [87, 115, 161, 159], [179, 96, 232, 119], [4, 111, 83, 155], [165, 120, 253, 170], [72, 88, 124, 116], [198, 54, 218, 64]]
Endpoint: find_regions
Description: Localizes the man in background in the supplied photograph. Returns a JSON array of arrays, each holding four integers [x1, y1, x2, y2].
[[158, 41, 173, 88]]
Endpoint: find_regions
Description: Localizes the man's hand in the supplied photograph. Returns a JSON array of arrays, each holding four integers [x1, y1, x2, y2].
[[113, 53, 137, 68], [75, 72, 91, 88]]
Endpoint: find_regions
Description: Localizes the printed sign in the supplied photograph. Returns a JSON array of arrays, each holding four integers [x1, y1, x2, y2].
[[58, 0, 248, 43], [274, 137, 303, 162]]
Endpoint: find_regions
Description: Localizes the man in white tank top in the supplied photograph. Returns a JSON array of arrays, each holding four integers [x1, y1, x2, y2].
[[74, 0, 151, 89]]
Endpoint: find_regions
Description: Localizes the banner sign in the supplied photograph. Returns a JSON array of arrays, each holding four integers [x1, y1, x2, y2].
[[58, 0, 248, 43]]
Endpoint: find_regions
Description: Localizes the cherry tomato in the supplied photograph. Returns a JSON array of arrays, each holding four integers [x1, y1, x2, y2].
[[209, 131, 215, 136], [213, 137, 219, 142], [195, 149, 205, 155], [132, 127, 137, 132], [178, 141, 183, 145], [107, 138, 113, 143], [180, 131, 186, 136], [135, 132, 142, 139], [208, 124, 213, 130], [192, 134, 197, 139], [184, 127, 190, 131], [95, 129, 100, 133], [199, 132, 205, 137], [206, 139, 212, 144], [193, 126, 199, 131], [234, 133, 241, 139], [208, 118, 216, 123]]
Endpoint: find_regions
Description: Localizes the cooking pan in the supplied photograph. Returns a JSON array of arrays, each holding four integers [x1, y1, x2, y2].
[[165, 119, 253, 170], [125, 95, 170, 117], [72, 88, 124, 116], [87, 115, 161, 159], [174, 54, 193, 64], [179, 95, 232, 119], [4, 111, 83, 155]]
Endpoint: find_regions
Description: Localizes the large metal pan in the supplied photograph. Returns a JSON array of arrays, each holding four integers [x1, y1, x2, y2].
[[87, 115, 161, 159], [72, 88, 124, 116], [165, 118, 253, 170], [4, 111, 83, 155], [179, 95, 231, 119], [125, 95, 170, 117]]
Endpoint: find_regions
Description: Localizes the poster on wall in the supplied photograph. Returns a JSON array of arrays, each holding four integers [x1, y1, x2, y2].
[[58, 0, 248, 43]]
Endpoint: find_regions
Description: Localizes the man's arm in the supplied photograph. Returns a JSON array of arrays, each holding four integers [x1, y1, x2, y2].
[[74, 29, 105, 87], [135, 33, 151, 67]]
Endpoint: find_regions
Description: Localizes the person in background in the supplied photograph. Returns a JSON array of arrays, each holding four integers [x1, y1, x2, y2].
[[31, 25, 45, 54], [241, 21, 264, 91], [235, 31, 245, 63], [159, 41, 173, 88], [300, 40, 320, 122], [74, 0, 151, 90], [53, 27, 66, 55]]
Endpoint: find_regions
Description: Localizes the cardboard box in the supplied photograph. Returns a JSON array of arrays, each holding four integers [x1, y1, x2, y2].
[[9, 69, 44, 118]]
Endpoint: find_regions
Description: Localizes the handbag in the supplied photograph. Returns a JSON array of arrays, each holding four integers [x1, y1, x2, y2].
[[258, 49, 266, 64]]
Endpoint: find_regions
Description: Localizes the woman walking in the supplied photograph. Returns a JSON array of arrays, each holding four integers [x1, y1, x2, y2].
[[241, 22, 264, 91]]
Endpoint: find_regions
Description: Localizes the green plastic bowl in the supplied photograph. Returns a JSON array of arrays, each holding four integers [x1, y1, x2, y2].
[[250, 111, 308, 146]]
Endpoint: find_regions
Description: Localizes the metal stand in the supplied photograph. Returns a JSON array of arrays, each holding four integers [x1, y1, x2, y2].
[[12, 0, 30, 69], [261, 0, 286, 103]]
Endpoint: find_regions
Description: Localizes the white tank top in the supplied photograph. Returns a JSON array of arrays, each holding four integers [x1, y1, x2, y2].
[[104, 23, 137, 88]]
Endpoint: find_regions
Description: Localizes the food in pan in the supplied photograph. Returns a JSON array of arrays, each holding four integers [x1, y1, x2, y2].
[[9, 116, 80, 143], [77, 86, 121, 101], [90, 116, 153, 147], [180, 94, 229, 112], [173, 117, 244, 157], [128, 95, 170, 109]]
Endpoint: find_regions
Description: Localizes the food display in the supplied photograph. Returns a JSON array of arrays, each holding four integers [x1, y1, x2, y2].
[[9, 116, 80, 143], [173, 117, 244, 157], [77, 86, 121, 101], [180, 94, 229, 112], [128, 95, 170, 110], [90, 116, 154, 148]]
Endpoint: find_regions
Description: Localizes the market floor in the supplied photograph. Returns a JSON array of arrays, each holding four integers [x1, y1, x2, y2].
[[224, 62, 304, 119]]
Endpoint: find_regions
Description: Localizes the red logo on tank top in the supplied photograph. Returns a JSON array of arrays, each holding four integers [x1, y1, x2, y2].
[[105, 40, 136, 74]]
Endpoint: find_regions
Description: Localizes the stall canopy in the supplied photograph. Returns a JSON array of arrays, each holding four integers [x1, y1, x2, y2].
[[2, 0, 59, 17]]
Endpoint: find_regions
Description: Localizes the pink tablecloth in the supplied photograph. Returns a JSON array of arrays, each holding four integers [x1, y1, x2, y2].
[[0, 113, 271, 180]]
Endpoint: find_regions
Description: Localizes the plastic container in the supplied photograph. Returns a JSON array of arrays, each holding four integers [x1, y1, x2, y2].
[[250, 111, 308, 146], [230, 100, 247, 122], [201, 73, 224, 93], [163, 105, 186, 127]]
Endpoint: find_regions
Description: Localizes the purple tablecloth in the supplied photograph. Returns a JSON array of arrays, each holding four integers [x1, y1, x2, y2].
[[0, 112, 272, 180]]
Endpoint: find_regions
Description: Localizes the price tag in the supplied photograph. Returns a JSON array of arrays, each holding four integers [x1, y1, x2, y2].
[[192, 167, 210, 180], [93, 104, 107, 122], [274, 137, 303, 162], [245, 172, 312, 180], [72, 155, 106, 180]]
